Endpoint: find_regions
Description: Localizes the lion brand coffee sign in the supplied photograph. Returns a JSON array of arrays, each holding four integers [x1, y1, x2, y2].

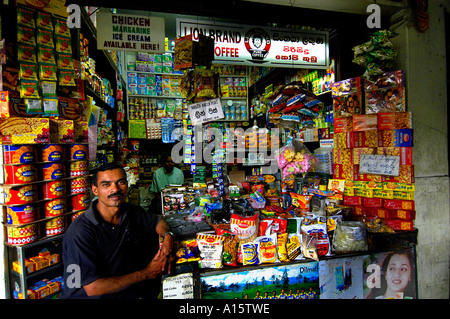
[[177, 18, 329, 69], [97, 12, 165, 53]]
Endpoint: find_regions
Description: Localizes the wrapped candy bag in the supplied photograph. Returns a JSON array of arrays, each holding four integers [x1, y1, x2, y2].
[[276, 139, 318, 179]]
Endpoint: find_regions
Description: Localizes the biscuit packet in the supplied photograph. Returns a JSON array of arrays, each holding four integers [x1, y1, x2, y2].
[[56, 52, 74, 69], [41, 81, 57, 99], [36, 10, 53, 31], [25, 98, 43, 115], [17, 5, 36, 28], [53, 16, 71, 38], [38, 46, 55, 64], [55, 35, 72, 54], [18, 44, 37, 63], [18, 25, 36, 46], [39, 63, 57, 81], [58, 69, 76, 86], [37, 28, 54, 48], [19, 62, 38, 81], [43, 98, 59, 117], [20, 79, 39, 99]]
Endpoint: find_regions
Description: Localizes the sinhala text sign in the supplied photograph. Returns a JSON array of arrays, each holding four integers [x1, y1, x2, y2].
[[177, 18, 329, 69], [97, 11, 165, 53], [188, 98, 225, 125]]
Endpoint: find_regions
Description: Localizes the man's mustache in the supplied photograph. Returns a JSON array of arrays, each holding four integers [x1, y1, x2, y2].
[[108, 191, 123, 198]]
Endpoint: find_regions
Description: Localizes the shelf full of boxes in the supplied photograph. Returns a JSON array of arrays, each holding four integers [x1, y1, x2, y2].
[[331, 70, 416, 233], [0, 2, 127, 299]]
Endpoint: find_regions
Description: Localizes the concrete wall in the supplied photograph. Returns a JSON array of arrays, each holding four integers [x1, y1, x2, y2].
[[391, 0, 450, 299]]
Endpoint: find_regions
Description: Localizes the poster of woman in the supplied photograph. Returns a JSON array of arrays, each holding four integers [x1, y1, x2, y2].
[[363, 248, 417, 299]]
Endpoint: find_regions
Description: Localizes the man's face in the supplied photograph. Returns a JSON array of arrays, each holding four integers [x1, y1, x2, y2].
[[164, 156, 175, 174], [92, 168, 128, 208]]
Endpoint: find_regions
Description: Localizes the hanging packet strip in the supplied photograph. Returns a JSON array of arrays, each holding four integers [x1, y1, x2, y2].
[[19, 62, 38, 81]]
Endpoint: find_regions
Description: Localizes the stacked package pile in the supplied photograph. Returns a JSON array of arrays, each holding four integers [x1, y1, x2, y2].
[[332, 70, 416, 233]]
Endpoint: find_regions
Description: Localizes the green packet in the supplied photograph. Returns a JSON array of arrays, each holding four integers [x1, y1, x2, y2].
[[19, 62, 38, 81], [39, 63, 58, 81], [17, 25, 36, 46]]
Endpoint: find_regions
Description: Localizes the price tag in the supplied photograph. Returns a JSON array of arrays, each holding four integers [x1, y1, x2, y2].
[[162, 273, 194, 299], [188, 98, 224, 125], [359, 154, 400, 176]]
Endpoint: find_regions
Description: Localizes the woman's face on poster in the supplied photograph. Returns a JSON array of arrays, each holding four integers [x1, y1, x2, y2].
[[385, 254, 411, 292]]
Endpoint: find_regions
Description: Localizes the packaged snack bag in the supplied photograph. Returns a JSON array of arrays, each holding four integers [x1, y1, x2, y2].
[[230, 211, 259, 243], [287, 233, 302, 260], [241, 241, 260, 266], [175, 239, 201, 264], [277, 233, 289, 262], [216, 228, 239, 267], [302, 233, 319, 261], [332, 221, 368, 253], [301, 222, 331, 257], [196, 232, 225, 269], [255, 234, 279, 264]]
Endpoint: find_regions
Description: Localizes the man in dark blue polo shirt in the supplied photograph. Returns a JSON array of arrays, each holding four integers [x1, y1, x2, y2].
[[61, 163, 175, 299]]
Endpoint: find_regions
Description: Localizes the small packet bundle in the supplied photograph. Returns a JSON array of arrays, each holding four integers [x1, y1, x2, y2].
[[196, 232, 225, 269]]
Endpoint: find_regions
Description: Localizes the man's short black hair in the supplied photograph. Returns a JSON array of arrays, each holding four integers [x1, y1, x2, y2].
[[92, 163, 125, 186]]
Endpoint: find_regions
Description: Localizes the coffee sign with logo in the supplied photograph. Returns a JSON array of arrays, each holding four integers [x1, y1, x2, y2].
[[176, 18, 329, 69]]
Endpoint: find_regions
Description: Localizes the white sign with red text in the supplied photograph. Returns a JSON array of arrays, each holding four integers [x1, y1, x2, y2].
[[176, 18, 329, 69]]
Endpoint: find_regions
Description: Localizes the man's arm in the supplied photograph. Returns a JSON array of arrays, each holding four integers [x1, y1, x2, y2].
[[83, 251, 169, 297], [154, 218, 175, 272], [82, 217, 174, 297]]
